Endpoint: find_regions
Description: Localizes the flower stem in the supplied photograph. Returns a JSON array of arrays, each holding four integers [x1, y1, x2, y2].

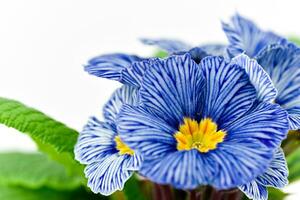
[[153, 183, 174, 200]]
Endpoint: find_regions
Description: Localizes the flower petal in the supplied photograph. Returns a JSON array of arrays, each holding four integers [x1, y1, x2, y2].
[[139, 150, 216, 189], [256, 44, 300, 129], [238, 149, 287, 200], [222, 14, 285, 58], [239, 180, 268, 200], [85, 53, 142, 82], [139, 54, 205, 127], [103, 85, 140, 124], [117, 104, 176, 158], [121, 58, 159, 87], [75, 117, 117, 164], [232, 54, 277, 102], [225, 102, 288, 149], [200, 56, 257, 126], [207, 102, 288, 189], [255, 148, 288, 188], [84, 154, 133, 196], [140, 38, 191, 53]]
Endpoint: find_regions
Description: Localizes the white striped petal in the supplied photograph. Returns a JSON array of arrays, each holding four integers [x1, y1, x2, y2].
[[232, 54, 277, 102], [103, 85, 139, 124]]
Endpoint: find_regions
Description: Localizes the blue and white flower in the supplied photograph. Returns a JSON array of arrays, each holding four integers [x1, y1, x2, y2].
[[239, 148, 288, 200], [223, 14, 300, 129], [117, 54, 289, 190], [75, 85, 143, 196]]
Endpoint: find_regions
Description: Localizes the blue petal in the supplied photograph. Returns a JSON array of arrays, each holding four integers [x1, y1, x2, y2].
[[256, 44, 300, 129], [255, 148, 288, 188], [232, 54, 277, 102], [238, 149, 288, 200], [121, 58, 160, 87], [208, 102, 288, 189], [75, 117, 117, 165], [139, 54, 206, 126], [222, 14, 286, 58], [200, 44, 227, 57], [85, 53, 142, 82], [117, 104, 176, 158], [239, 181, 268, 200], [139, 150, 216, 189], [200, 56, 257, 126], [84, 153, 133, 196], [103, 85, 140, 124], [224, 102, 288, 149], [140, 38, 191, 53]]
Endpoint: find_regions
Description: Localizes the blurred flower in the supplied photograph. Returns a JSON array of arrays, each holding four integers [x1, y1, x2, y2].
[[117, 54, 289, 189], [74, 86, 143, 195], [223, 14, 300, 130]]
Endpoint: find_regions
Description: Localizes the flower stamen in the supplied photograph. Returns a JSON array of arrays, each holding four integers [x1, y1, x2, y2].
[[174, 118, 226, 153], [114, 136, 134, 156]]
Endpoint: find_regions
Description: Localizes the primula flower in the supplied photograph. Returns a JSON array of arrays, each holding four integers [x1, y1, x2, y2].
[[223, 14, 300, 129], [116, 54, 289, 190], [74, 85, 143, 196]]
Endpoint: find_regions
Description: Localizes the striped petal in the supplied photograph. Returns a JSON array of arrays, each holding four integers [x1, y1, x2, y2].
[[225, 102, 288, 149], [255, 148, 288, 188], [239, 180, 268, 200], [232, 54, 277, 102], [140, 38, 191, 53], [256, 44, 300, 129], [222, 14, 285, 58], [139, 150, 216, 189], [239, 148, 288, 200], [85, 53, 142, 82], [103, 85, 140, 124], [139, 54, 205, 127], [208, 102, 288, 189], [117, 104, 177, 158], [75, 117, 117, 165], [84, 153, 133, 196], [200, 56, 257, 126], [121, 58, 159, 87]]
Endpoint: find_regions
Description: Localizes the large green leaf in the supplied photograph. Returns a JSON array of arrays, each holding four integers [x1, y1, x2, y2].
[[0, 152, 82, 190], [0, 97, 85, 180], [287, 146, 300, 182], [0, 97, 78, 154], [0, 185, 106, 200]]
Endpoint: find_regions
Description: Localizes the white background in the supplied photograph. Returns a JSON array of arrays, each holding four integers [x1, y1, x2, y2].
[[0, 0, 299, 199]]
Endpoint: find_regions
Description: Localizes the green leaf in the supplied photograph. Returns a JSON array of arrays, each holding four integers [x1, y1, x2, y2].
[[0, 152, 82, 190], [0, 97, 78, 154], [287, 146, 300, 182], [123, 175, 146, 200], [0, 185, 107, 200], [289, 36, 300, 46], [267, 187, 287, 200], [0, 97, 85, 179], [153, 50, 168, 58]]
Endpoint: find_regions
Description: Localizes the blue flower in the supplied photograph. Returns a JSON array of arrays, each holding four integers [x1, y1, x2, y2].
[[222, 14, 287, 58], [223, 14, 300, 129], [117, 54, 289, 190], [74, 85, 143, 195], [239, 148, 288, 200]]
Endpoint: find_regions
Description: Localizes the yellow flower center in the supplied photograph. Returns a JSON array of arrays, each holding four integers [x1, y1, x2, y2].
[[174, 118, 226, 153], [114, 136, 134, 156]]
